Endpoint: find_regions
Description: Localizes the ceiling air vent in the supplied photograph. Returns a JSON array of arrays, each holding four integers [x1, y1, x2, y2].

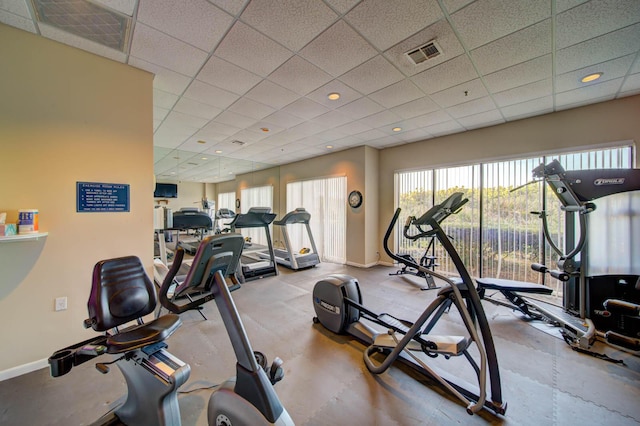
[[231, 140, 246, 146], [405, 40, 442, 65]]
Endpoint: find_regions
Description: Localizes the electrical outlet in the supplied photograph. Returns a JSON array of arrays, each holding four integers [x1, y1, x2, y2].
[[55, 296, 67, 311]]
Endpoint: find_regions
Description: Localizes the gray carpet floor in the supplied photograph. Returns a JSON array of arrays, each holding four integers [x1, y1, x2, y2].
[[1, 262, 638, 425]]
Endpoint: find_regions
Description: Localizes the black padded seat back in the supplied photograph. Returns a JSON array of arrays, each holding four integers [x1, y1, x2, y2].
[[88, 256, 157, 332]]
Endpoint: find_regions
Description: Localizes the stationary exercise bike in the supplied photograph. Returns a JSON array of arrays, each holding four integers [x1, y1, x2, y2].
[[313, 193, 506, 416], [159, 233, 294, 426]]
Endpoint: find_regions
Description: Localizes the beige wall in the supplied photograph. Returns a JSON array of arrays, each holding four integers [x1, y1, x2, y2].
[[0, 25, 154, 374], [377, 95, 640, 264]]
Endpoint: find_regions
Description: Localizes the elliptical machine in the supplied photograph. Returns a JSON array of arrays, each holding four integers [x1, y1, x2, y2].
[[313, 193, 505, 416]]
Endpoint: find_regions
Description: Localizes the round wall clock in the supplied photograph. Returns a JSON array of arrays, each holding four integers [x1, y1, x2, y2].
[[348, 190, 363, 208]]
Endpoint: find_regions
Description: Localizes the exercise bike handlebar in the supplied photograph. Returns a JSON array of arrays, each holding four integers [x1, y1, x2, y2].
[[158, 247, 186, 314]]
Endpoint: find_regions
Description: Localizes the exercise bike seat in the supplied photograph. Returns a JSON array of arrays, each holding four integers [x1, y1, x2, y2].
[[86, 255, 182, 354]]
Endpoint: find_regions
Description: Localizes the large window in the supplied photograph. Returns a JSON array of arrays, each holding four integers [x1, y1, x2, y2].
[[287, 176, 347, 264], [240, 185, 273, 246], [217, 191, 235, 211], [394, 145, 633, 297]]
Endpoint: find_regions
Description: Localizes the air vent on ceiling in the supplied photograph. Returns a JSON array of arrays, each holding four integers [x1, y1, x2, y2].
[[30, 0, 131, 52], [405, 40, 442, 65], [231, 140, 246, 146]]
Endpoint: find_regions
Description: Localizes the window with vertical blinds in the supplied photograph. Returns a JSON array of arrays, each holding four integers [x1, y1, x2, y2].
[[394, 145, 633, 297], [286, 176, 346, 264], [240, 185, 273, 246], [217, 191, 235, 211]]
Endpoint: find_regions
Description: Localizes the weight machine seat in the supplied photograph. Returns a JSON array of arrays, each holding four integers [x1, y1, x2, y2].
[[475, 277, 553, 295], [86, 255, 182, 354]]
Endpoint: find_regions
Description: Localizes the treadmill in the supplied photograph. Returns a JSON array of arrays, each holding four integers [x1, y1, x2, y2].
[[271, 207, 320, 270], [171, 208, 213, 255], [229, 207, 279, 281]]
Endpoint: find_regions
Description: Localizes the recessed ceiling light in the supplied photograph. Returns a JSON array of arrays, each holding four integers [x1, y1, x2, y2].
[[326, 145, 333, 149], [215, 150, 222, 154], [261, 127, 269, 132], [581, 72, 603, 83], [197, 140, 206, 144], [392, 127, 402, 132], [327, 92, 340, 100], [201, 157, 207, 160]]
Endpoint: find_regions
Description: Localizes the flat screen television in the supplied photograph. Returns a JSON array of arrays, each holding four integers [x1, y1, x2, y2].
[[154, 183, 178, 198]]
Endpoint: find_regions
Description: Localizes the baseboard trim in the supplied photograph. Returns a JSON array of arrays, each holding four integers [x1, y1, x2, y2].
[[346, 261, 379, 268], [0, 358, 48, 382]]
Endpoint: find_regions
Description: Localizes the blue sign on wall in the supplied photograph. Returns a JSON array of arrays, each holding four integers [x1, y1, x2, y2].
[[77, 182, 130, 213]]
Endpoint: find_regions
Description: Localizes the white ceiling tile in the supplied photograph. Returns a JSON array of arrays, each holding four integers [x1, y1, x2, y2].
[[200, 120, 242, 137], [128, 57, 192, 95], [337, 97, 384, 120], [262, 111, 305, 128], [430, 78, 488, 108], [247, 121, 287, 136], [228, 97, 275, 120], [153, 123, 194, 148], [299, 20, 377, 77], [1, 0, 30, 17], [323, 0, 361, 14], [268, 56, 333, 96], [376, 119, 420, 135], [164, 110, 209, 130], [345, 0, 442, 51], [173, 97, 222, 120], [555, 0, 640, 50], [446, 96, 497, 118], [244, 80, 299, 109], [411, 54, 479, 95], [311, 110, 353, 128], [555, 78, 623, 108], [619, 87, 640, 98], [213, 110, 257, 128], [240, 0, 337, 51], [137, 0, 233, 51], [197, 56, 263, 95], [555, 94, 615, 111], [339, 55, 404, 95], [555, 54, 636, 93], [208, 0, 248, 16], [556, 0, 589, 14], [334, 120, 371, 136], [405, 109, 452, 128], [368, 79, 424, 108], [0, 10, 36, 33], [286, 121, 326, 138], [501, 96, 553, 121], [424, 119, 464, 137], [183, 80, 239, 109], [130, 23, 208, 76], [153, 105, 170, 121], [390, 97, 440, 119], [355, 128, 388, 142], [395, 128, 432, 143], [154, 120, 162, 131], [483, 54, 552, 93], [281, 98, 331, 120], [555, 24, 640, 74], [214, 21, 293, 77], [383, 19, 465, 77], [153, 88, 179, 109], [621, 73, 640, 93], [228, 129, 269, 144], [471, 19, 552, 75], [306, 80, 362, 108], [38, 23, 126, 62], [314, 128, 349, 142], [451, 0, 550, 50], [458, 109, 504, 129], [93, 0, 137, 16], [493, 79, 552, 107], [358, 110, 403, 128], [629, 57, 640, 75], [441, 0, 475, 14]]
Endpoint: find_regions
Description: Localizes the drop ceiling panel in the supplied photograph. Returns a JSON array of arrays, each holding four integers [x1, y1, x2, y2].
[[411, 54, 479, 95], [244, 80, 299, 109], [183, 80, 239, 109], [457, 109, 504, 129], [129, 57, 192, 95], [337, 97, 385, 120], [493, 79, 552, 108], [153, 89, 179, 109], [447, 96, 497, 119], [130, 23, 208, 76], [197, 56, 263, 95], [153, 106, 170, 122], [451, 0, 550, 50], [311, 110, 353, 128], [368, 79, 424, 109], [383, 19, 465, 77], [621, 73, 640, 94], [260, 111, 304, 129], [240, 0, 337, 51], [268, 56, 333, 96], [390, 97, 440, 119], [441, 0, 475, 14], [483, 54, 552, 93], [93, 0, 136, 16], [555, 78, 622, 108], [555, 24, 640, 74], [345, 0, 442, 51], [280, 98, 331, 120], [430, 78, 488, 108], [555, 0, 640, 50], [555, 54, 636, 93], [214, 21, 292, 77], [200, 121, 242, 137], [323, 0, 361, 14], [213, 110, 258, 129], [299, 20, 377, 77], [164, 110, 210, 129], [358, 110, 403, 128], [137, 0, 234, 51], [408, 109, 453, 128], [173, 97, 223, 120], [208, 0, 249, 16], [228, 98, 276, 120], [305, 80, 362, 108], [334, 120, 372, 136], [424, 119, 464, 137], [339, 55, 405, 95], [471, 19, 552, 75], [501, 96, 553, 121]]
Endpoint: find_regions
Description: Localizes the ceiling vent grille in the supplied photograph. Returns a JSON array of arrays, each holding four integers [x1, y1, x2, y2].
[[405, 40, 442, 65], [231, 140, 246, 146]]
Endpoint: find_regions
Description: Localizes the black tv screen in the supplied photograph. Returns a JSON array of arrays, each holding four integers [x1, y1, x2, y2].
[[154, 183, 178, 198]]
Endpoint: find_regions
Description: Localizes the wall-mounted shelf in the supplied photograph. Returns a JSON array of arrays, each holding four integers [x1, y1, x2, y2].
[[0, 232, 48, 243]]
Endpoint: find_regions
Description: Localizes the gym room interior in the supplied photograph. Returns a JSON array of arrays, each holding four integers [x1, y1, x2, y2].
[[1, 1, 639, 425]]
